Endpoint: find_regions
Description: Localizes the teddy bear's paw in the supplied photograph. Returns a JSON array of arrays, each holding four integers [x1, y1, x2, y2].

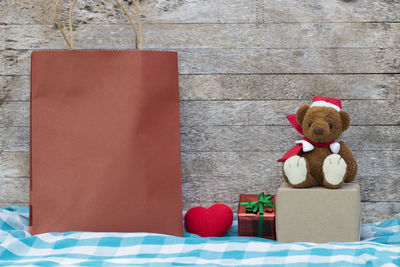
[[323, 154, 347, 186], [283, 155, 308, 185]]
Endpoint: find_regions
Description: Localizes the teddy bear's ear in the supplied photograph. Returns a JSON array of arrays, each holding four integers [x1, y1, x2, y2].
[[339, 110, 350, 131], [296, 104, 309, 126]]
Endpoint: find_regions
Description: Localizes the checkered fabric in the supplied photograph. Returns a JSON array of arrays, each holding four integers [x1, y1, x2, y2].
[[0, 206, 399, 266]]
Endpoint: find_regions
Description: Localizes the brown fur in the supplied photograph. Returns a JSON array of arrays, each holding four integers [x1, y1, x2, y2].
[[282, 105, 358, 189]]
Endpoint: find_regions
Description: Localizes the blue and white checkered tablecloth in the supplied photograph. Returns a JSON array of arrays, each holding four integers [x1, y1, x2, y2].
[[0, 206, 399, 266]]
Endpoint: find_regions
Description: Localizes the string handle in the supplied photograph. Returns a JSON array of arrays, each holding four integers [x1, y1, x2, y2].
[[54, 0, 143, 50]]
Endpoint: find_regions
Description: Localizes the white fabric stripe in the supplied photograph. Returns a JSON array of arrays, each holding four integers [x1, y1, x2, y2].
[[34, 229, 397, 250], [2, 237, 400, 257], [36, 232, 163, 243], [0, 210, 29, 232], [0, 258, 87, 265], [379, 225, 400, 231], [311, 101, 341, 111], [0, 254, 377, 266], [382, 264, 399, 267], [104, 254, 377, 265]]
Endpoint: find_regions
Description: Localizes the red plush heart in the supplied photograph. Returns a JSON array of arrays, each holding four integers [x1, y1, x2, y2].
[[184, 204, 233, 237]]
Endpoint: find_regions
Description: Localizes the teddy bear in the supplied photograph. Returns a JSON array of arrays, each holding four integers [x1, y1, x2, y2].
[[277, 96, 357, 189]]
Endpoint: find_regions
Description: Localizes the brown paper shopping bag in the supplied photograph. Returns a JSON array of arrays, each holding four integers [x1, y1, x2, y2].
[[29, 0, 182, 235]]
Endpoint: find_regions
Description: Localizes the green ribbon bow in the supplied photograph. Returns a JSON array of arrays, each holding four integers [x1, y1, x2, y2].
[[239, 192, 275, 237]]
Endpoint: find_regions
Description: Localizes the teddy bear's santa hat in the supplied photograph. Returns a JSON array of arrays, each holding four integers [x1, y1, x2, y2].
[[310, 96, 341, 112]]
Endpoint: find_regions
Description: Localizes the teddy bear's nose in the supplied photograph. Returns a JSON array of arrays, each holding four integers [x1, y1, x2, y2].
[[313, 127, 324, 135]]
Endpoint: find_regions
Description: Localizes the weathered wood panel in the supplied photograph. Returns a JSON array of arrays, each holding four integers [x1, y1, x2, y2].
[[0, 76, 30, 102], [0, 202, 28, 207], [1, 100, 398, 128], [2, 23, 400, 50], [1, 0, 400, 24], [361, 202, 400, 224], [0, 150, 398, 203], [180, 151, 400, 203], [179, 74, 400, 101], [1, 74, 399, 102], [2, 48, 400, 75], [180, 100, 400, 126], [0, 0, 399, 223], [0, 173, 396, 206], [0, 103, 29, 128], [0, 152, 29, 178], [0, 127, 29, 152], [1, 150, 398, 179], [182, 176, 400, 210], [181, 151, 399, 180], [181, 126, 400, 152], [0, 200, 395, 224], [1, 125, 397, 152], [182, 173, 400, 205], [0, 178, 29, 202], [177, 48, 400, 74]]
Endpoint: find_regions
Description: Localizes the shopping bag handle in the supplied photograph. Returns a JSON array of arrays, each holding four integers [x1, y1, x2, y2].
[[54, 0, 143, 51]]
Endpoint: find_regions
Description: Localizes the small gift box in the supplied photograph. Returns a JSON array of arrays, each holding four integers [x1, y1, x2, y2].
[[238, 193, 276, 239]]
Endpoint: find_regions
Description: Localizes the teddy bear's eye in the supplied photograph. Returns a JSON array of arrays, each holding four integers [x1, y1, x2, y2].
[[309, 122, 312, 127], [328, 123, 333, 129]]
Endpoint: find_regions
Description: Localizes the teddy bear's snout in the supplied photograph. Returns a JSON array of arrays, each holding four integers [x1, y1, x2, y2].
[[313, 127, 324, 135]]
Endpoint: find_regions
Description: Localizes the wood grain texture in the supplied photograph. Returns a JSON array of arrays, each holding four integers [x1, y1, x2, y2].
[[1, 0, 400, 24], [0, 152, 29, 178], [0, 178, 29, 202], [1, 100, 399, 128], [0, 203, 28, 207], [361, 202, 400, 224], [1, 74, 399, 102], [2, 23, 400, 50], [0, 76, 30, 102], [180, 150, 400, 204], [0, 127, 29, 152], [0, 200, 396, 224], [0, 0, 399, 223], [181, 186, 400, 221], [180, 151, 399, 183], [2, 48, 400, 75], [1, 149, 399, 179], [0, 150, 398, 202], [180, 100, 400, 126], [179, 74, 400, 101], [0, 125, 398, 152], [180, 126, 400, 152]]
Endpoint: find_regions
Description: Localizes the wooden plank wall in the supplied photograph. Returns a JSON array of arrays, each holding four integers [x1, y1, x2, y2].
[[0, 0, 399, 223]]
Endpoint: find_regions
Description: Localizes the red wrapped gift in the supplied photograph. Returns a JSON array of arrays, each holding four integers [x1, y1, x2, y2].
[[238, 193, 276, 239]]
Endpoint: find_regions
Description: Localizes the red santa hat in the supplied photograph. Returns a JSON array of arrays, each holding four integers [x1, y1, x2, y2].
[[310, 96, 342, 112]]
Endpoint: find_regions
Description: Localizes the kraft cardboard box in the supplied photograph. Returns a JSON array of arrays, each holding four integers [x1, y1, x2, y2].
[[276, 182, 361, 243]]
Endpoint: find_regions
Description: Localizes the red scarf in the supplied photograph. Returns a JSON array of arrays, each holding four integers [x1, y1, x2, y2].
[[277, 114, 334, 162]]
